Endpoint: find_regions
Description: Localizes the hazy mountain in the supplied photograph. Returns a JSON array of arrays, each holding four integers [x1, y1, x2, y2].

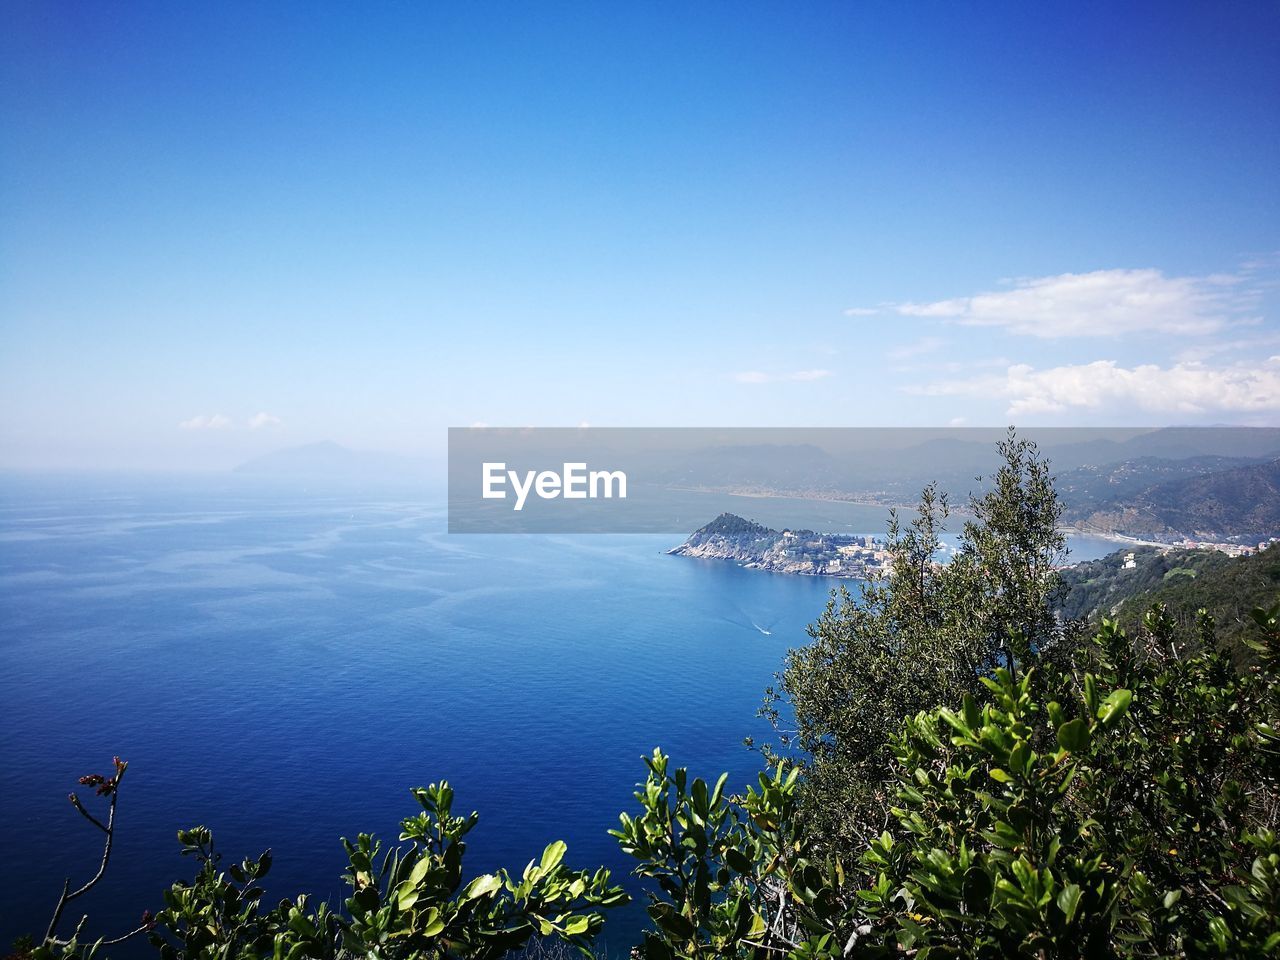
[[1056, 455, 1271, 514], [1065, 458, 1280, 543], [233, 441, 425, 481]]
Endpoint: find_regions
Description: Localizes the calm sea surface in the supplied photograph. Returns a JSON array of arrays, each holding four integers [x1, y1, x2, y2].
[[0, 474, 1118, 952]]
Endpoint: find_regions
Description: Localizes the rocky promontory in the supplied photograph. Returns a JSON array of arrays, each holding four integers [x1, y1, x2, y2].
[[668, 513, 887, 578]]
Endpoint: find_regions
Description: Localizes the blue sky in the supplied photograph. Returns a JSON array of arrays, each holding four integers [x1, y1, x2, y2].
[[2, 1, 1278, 469]]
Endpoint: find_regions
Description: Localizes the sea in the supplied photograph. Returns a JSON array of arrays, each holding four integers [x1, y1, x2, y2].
[[0, 473, 1120, 953]]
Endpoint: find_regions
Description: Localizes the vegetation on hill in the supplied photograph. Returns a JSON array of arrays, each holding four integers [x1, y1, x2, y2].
[[18, 431, 1280, 960], [29, 779, 626, 960], [1060, 544, 1280, 664], [693, 514, 778, 538]]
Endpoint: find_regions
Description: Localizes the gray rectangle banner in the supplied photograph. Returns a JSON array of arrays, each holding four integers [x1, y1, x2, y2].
[[447, 426, 1279, 534]]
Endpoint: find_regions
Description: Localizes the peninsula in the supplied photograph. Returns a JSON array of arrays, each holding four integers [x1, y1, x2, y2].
[[668, 513, 888, 579]]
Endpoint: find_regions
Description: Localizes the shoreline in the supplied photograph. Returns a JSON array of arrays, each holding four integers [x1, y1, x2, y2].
[[1059, 526, 1175, 549]]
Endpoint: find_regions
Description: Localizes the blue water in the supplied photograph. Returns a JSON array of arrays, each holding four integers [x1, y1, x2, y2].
[[0, 474, 1119, 952]]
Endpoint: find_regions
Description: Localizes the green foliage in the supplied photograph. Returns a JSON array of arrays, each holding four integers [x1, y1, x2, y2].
[[857, 601, 1280, 958], [628, 600, 1280, 959], [696, 514, 775, 538], [1059, 543, 1280, 666], [611, 750, 857, 960], [147, 782, 625, 960], [860, 664, 1134, 957], [766, 429, 1066, 847]]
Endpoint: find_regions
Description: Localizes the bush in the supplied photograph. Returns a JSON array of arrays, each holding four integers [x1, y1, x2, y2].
[[32, 781, 626, 960], [614, 599, 1280, 959]]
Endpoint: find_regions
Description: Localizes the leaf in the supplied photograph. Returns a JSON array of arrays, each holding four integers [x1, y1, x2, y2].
[[540, 840, 568, 874], [408, 856, 432, 887], [710, 772, 729, 809], [1057, 883, 1082, 923], [1097, 689, 1132, 727], [649, 904, 695, 940], [1056, 718, 1091, 753], [464, 873, 503, 900], [962, 867, 994, 909], [1208, 916, 1231, 951], [422, 913, 446, 938], [724, 846, 753, 875], [1009, 741, 1030, 775], [396, 885, 420, 911]]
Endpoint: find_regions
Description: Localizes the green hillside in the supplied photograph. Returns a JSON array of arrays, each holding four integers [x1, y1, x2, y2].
[[1059, 542, 1280, 660]]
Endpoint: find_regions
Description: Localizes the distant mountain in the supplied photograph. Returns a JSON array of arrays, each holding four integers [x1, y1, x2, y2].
[[1056, 454, 1270, 514], [638, 428, 1280, 505], [1037, 427, 1280, 471], [1064, 458, 1280, 543], [233, 441, 423, 480], [649, 444, 847, 491]]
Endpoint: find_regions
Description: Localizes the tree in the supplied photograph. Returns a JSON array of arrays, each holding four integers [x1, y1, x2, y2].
[[949, 428, 1066, 680], [765, 430, 1066, 849]]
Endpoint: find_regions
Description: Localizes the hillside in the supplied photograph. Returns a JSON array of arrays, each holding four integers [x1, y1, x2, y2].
[[1062, 457, 1280, 543], [1058, 543, 1280, 662]]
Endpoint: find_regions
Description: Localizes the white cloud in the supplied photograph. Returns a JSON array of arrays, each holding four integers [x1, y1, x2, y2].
[[842, 306, 882, 317], [890, 268, 1256, 338], [734, 369, 833, 384], [178, 414, 233, 430], [912, 357, 1280, 416], [248, 412, 282, 429]]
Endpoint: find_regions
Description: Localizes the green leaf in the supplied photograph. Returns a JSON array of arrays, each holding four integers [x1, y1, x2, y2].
[[1097, 689, 1132, 727], [710, 772, 729, 809], [1057, 883, 1082, 923], [422, 913, 446, 938], [649, 904, 695, 940], [408, 856, 432, 887], [724, 846, 753, 875], [1056, 718, 1091, 753], [1208, 916, 1231, 951], [464, 873, 503, 900], [540, 840, 568, 874], [396, 885, 420, 911]]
